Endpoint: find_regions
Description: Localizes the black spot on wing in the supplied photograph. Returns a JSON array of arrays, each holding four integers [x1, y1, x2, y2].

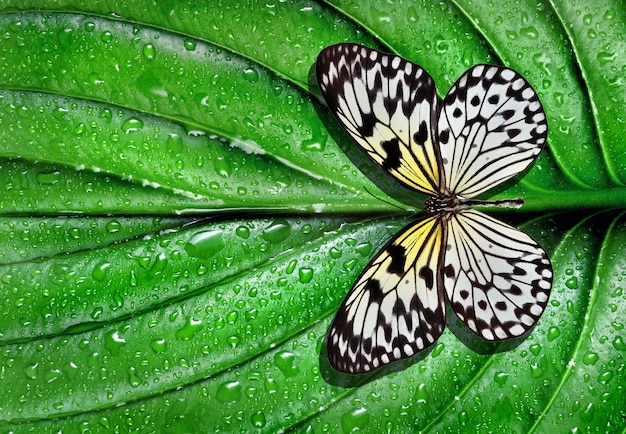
[[386, 243, 407, 275], [412, 121, 429, 146], [418, 266, 434, 290], [381, 138, 402, 170], [357, 111, 378, 137]]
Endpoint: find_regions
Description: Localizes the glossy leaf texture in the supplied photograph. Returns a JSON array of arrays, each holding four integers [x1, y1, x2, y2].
[[0, 0, 624, 432]]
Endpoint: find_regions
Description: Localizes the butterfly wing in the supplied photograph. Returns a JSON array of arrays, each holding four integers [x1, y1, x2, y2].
[[443, 209, 552, 340], [316, 43, 441, 196], [327, 215, 446, 374], [438, 65, 548, 198]]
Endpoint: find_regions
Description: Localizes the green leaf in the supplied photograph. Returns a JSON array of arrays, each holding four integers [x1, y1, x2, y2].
[[0, 0, 624, 432]]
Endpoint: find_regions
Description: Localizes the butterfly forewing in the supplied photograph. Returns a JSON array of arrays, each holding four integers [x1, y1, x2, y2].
[[438, 65, 548, 198], [327, 216, 446, 374], [316, 43, 441, 196], [443, 210, 552, 340]]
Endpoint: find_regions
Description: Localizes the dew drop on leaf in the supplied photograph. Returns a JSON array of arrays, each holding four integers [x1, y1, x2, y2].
[[23, 362, 39, 380], [183, 39, 196, 51], [612, 336, 626, 351], [150, 338, 167, 353], [216, 381, 241, 404], [212, 155, 231, 178], [261, 219, 291, 243], [342, 407, 369, 432], [104, 330, 127, 355], [91, 261, 111, 281], [100, 30, 112, 43], [185, 230, 225, 259], [142, 43, 156, 60], [36, 171, 61, 185], [547, 326, 561, 341], [242, 67, 259, 83], [329, 246, 342, 259], [298, 267, 313, 284], [105, 219, 121, 233], [250, 410, 266, 428], [128, 366, 142, 387], [175, 318, 203, 340], [121, 117, 144, 134], [274, 351, 299, 377], [494, 371, 509, 386]]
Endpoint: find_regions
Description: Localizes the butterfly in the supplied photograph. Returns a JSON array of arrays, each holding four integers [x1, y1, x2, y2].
[[316, 43, 553, 375]]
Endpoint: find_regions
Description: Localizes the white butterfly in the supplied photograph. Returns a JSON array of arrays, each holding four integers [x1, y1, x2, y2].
[[316, 43, 553, 374]]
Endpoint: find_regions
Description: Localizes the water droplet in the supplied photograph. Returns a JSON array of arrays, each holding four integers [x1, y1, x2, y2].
[[603, 9, 615, 20], [494, 371, 509, 386], [553, 92, 564, 107], [175, 318, 203, 340], [274, 351, 299, 377], [150, 338, 167, 353], [612, 336, 626, 351], [226, 311, 238, 324], [104, 219, 121, 233], [185, 230, 225, 259], [301, 136, 327, 152], [92, 261, 111, 281], [580, 402, 595, 422], [216, 381, 241, 404], [103, 330, 126, 355], [128, 366, 142, 387], [597, 50, 616, 66], [598, 370, 613, 384], [101, 31, 113, 43], [142, 43, 156, 60], [458, 410, 468, 425], [44, 368, 62, 384], [91, 306, 103, 320], [214, 156, 231, 178], [36, 171, 61, 185], [84, 21, 95, 32], [342, 407, 369, 432], [505, 30, 518, 40], [121, 117, 144, 134], [24, 362, 39, 380], [242, 67, 259, 82], [264, 377, 278, 394], [564, 276, 579, 289], [413, 383, 429, 404], [547, 326, 561, 341], [235, 225, 250, 239], [261, 219, 291, 243], [329, 247, 342, 259], [299, 267, 313, 284], [529, 343, 542, 356], [582, 351, 599, 365], [520, 26, 539, 39], [183, 39, 196, 51], [251, 411, 266, 428], [166, 133, 184, 154]]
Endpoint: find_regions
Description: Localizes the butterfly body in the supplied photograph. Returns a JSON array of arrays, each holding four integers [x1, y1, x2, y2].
[[316, 43, 553, 375]]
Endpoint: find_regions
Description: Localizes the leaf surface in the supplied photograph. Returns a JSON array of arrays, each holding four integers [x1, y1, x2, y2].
[[0, 1, 624, 432]]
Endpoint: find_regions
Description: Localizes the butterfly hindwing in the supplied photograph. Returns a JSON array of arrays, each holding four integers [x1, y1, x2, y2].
[[438, 65, 548, 198], [327, 216, 446, 374], [443, 209, 552, 340], [316, 43, 441, 196]]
